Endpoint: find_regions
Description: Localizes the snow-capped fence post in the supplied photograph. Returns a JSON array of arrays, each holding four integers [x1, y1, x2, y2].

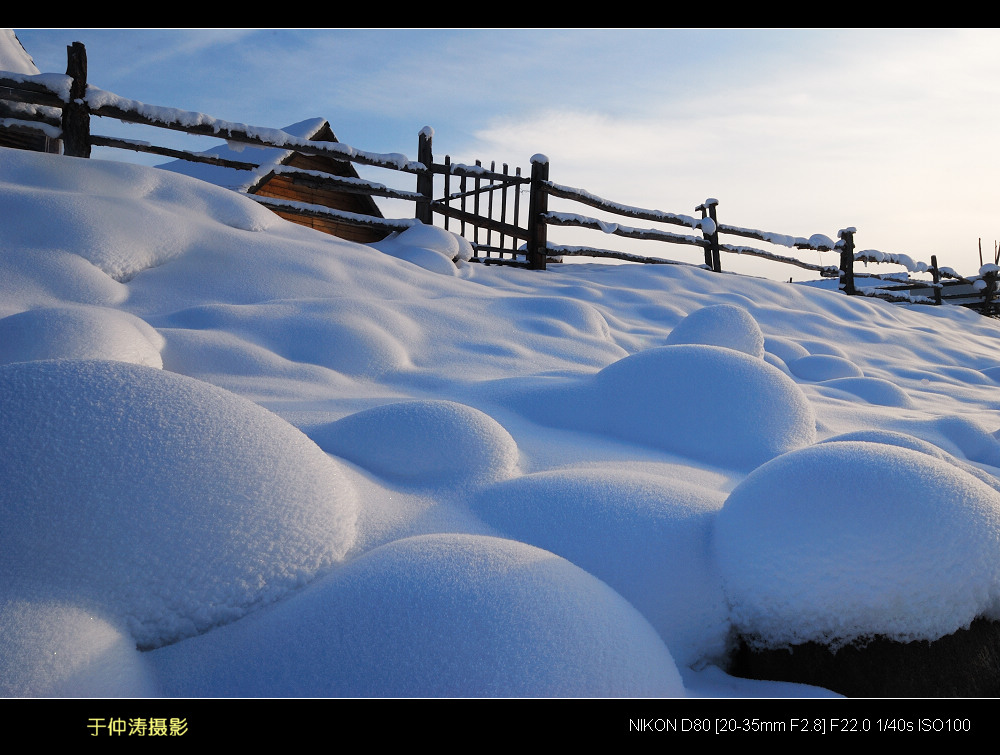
[[62, 42, 90, 159], [415, 127, 433, 225], [982, 268, 999, 314], [837, 228, 856, 295], [473, 159, 483, 247], [931, 255, 943, 305], [527, 155, 549, 270], [696, 199, 722, 272]]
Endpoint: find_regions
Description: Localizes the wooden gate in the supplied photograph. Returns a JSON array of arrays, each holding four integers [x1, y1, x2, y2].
[[415, 130, 543, 267]]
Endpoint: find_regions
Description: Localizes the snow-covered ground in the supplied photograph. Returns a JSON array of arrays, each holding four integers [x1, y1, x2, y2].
[[5, 145, 1000, 699]]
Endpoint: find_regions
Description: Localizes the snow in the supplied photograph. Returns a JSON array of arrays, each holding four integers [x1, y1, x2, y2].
[[664, 303, 765, 358], [6, 146, 1000, 698], [716, 441, 1000, 650], [84, 89, 418, 171], [310, 399, 520, 489], [788, 353, 865, 381], [856, 248, 932, 274], [158, 117, 332, 192], [0, 359, 357, 650], [150, 533, 685, 698], [0, 29, 38, 74], [372, 223, 474, 274], [0, 32, 64, 130]]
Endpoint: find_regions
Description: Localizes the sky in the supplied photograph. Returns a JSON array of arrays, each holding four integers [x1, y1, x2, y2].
[[11, 27, 1000, 280]]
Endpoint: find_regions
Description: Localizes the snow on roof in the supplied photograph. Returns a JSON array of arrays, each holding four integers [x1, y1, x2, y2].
[[0, 29, 40, 75], [0, 31, 63, 141], [156, 117, 331, 192]]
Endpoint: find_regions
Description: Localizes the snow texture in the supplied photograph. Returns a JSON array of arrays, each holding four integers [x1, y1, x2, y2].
[[150, 534, 685, 697], [715, 441, 1000, 649], [0, 359, 357, 649], [310, 399, 520, 489], [665, 303, 765, 358], [5, 143, 1000, 698]]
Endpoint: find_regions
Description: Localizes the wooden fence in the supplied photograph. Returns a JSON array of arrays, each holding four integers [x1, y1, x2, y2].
[[2, 42, 995, 313]]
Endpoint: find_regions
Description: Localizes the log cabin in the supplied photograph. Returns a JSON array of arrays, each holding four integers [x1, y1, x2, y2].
[[157, 117, 391, 244], [0, 29, 61, 154]]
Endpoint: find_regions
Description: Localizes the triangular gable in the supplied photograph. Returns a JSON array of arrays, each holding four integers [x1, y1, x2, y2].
[[0, 29, 40, 74], [158, 117, 389, 242], [0, 29, 61, 152], [157, 117, 331, 192]]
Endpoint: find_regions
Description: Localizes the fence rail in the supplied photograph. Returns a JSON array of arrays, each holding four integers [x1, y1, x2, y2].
[[2, 41, 996, 314]]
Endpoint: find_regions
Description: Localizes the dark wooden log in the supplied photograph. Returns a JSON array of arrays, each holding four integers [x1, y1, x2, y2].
[[430, 161, 528, 183], [415, 127, 433, 224], [62, 42, 90, 158], [442, 155, 451, 232], [277, 167, 424, 201], [498, 163, 509, 255], [430, 203, 526, 240], [527, 156, 550, 270], [696, 200, 721, 270], [983, 269, 998, 314], [473, 159, 482, 245], [486, 160, 495, 248], [88, 135, 258, 170], [86, 100, 424, 173], [250, 195, 413, 233], [718, 242, 841, 274], [546, 245, 703, 266], [458, 172, 467, 237], [839, 228, 856, 295], [931, 254, 943, 305], [0, 77, 67, 108], [0, 81, 66, 115], [544, 180, 700, 229], [512, 166, 522, 256], [707, 200, 722, 272], [545, 213, 709, 249]]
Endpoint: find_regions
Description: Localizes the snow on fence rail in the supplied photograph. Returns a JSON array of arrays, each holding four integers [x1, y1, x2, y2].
[[540, 181, 843, 277], [2, 42, 995, 313]]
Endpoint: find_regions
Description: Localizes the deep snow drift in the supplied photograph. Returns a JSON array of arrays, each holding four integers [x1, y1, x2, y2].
[[5, 146, 1000, 698]]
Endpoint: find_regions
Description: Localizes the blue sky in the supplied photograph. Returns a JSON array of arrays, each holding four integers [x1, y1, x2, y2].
[[12, 28, 1000, 279]]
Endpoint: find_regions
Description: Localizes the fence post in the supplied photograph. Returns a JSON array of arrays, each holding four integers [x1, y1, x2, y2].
[[527, 154, 549, 270], [983, 269, 998, 314], [696, 199, 721, 272], [415, 127, 433, 224], [838, 228, 856, 295], [931, 254, 942, 305], [63, 42, 91, 158]]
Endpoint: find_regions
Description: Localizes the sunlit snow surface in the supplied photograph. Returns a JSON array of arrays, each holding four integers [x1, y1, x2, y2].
[[5, 148, 1000, 698]]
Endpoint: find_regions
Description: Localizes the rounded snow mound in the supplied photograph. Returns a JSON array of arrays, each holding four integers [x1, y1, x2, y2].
[[590, 344, 816, 469], [162, 299, 415, 380], [789, 354, 864, 381], [715, 441, 1000, 650], [470, 468, 729, 667], [819, 376, 912, 407], [150, 534, 685, 697], [0, 149, 279, 282], [821, 429, 949, 457], [0, 305, 164, 368], [666, 304, 765, 358], [0, 599, 157, 697], [311, 400, 519, 488], [372, 223, 474, 275], [764, 336, 810, 365], [0, 359, 357, 649]]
